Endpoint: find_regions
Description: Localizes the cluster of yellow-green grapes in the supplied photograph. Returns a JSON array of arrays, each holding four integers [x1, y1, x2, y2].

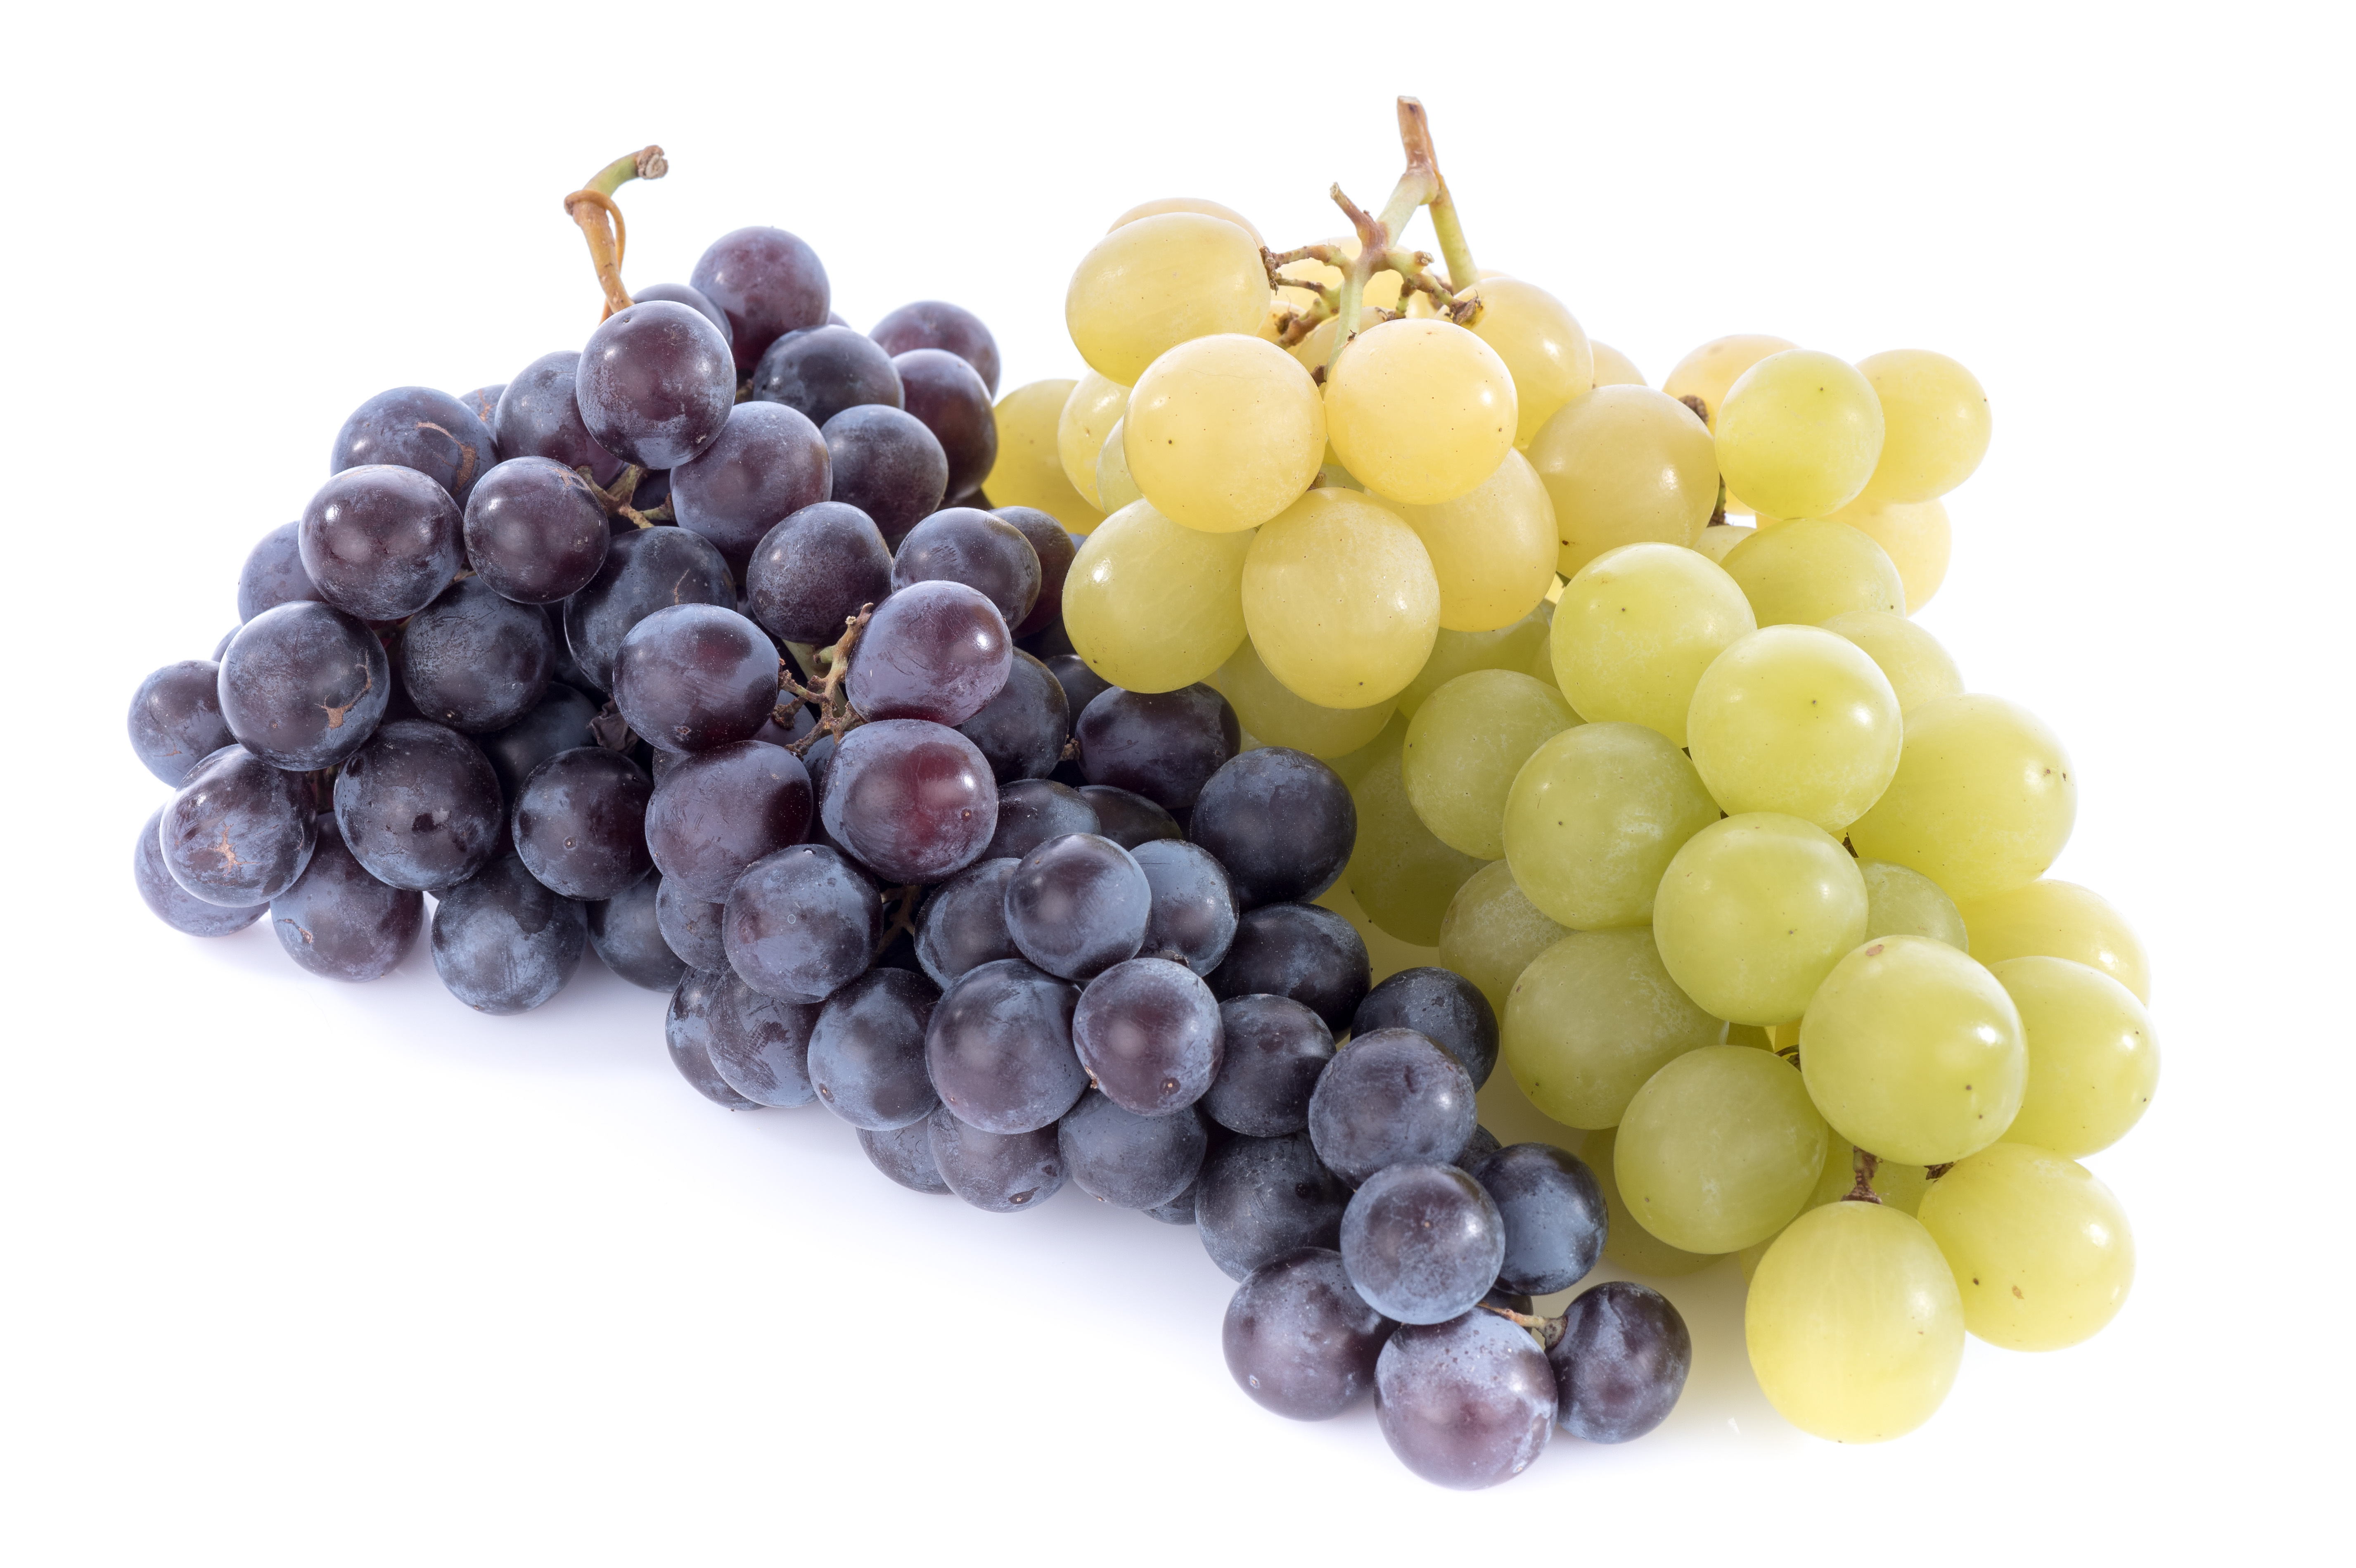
[[979, 194, 2154, 1445]]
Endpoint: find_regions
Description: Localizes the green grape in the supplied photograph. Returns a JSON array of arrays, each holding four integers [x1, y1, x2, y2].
[[1065, 213, 1272, 384], [1854, 349, 1991, 504], [1588, 341, 1645, 387], [1860, 860, 1969, 950], [1062, 500, 1249, 692], [1395, 614, 1554, 716], [1325, 709, 1410, 790], [1526, 386, 1718, 577], [1723, 518, 1905, 625], [1455, 277, 1593, 444], [1737, 1140, 1930, 1281], [1214, 640, 1393, 758], [1745, 1201, 1964, 1442], [1586, 1127, 1723, 1277], [1685, 625, 1903, 831], [1615, 1046, 1826, 1253], [1438, 859, 1567, 1016], [1394, 450, 1559, 632], [1402, 670, 1576, 859], [1551, 542, 1755, 748], [1660, 332, 1798, 433], [1820, 609, 1963, 715], [1503, 929, 1725, 1129], [1799, 935, 2027, 1165], [1714, 348, 1885, 520], [1057, 370, 1130, 508], [1956, 879, 2150, 1004], [1106, 196, 1263, 243], [1917, 1142, 2133, 1351], [984, 379, 1103, 534], [1825, 495, 1952, 611], [1324, 318, 1518, 506], [1095, 417, 1143, 511], [1693, 523, 1752, 563], [1124, 334, 1325, 534], [1316, 880, 1437, 986], [1344, 746, 1487, 947], [1650, 813, 1867, 1026], [1503, 722, 1720, 930], [1848, 694, 2076, 901], [1991, 957, 2159, 1156], [1242, 488, 1440, 709]]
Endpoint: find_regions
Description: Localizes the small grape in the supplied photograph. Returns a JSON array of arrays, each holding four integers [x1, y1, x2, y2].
[[128, 659, 234, 786], [586, 872, 688, 992], [926, 1106, 1067, 1213], [1353, 968, 1497, 1090], [1187, 747, 1354, 912], [1547, 1281, 1691, 1442], [512, 746, 652, 901], [1201, 994, 1333, 1138], [671, 401, 830, 572], [894, 348, 998, 500], [334, 720, 504, 892], [694, 970, 821, 1107], [690, 226, 832, 372], [1072, 956, 1223, 1115], [1128, 838, 1237, 975], [491, 351, 626, 487], [845, 581, 1013, 728], [644, 740, 813, 902], [160, 745, 317, 907], [858, 1120, 951, 1196], [235, 522, 325, 622], [823, 405, 949, 547], [1057, 1092, 1207, 1209], [1341, 1163, 1505, 1325], [562, 526, 734, 692], [808, 968, 943, 1131], [1308, 1028, 1477, 1187], [134, 806, 268, 937], [1076, 684, 1239, 811], [818, 719, 999, 884], [924, 958, 1087, 1135], [723, 843, 880, 1005], [431, 856, 587, 1015], [746, 501, 896, 649], [1195, 1129, 1352, 1281], [397, 577, 555, 734], [1374, 1311, 1555, 1489], [331, 386, 495, 505], [1222, 1247, 1393, 1420], [1076, 785, 1181, 850], [751, 324, 903, 426], [300, 465, 463, 623], [663, 970, 761, 1108]]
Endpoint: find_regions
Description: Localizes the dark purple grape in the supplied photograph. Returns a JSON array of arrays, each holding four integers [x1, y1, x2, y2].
[[1223, 1246, 1394, 1420], [331, 386, 496, 505], [655, 876, 729, 972], [956, 651, 1068, 784], [1202, 994, 1334, 1137], [135, 806, 267, 936], [1003, 832, 1150, 981], [561, 526, 734, 692], [1341, 1163, 1506, 1325], [216, 601, 389, 771], [995, 509, 1077, 640], [1190, 747, 1355, 911], [1548, 1281, 1691, 1442], [807, 968, 942, 1130], [692, 969, 821, 1106], [846, 580, 1011, 727], [891, 507, 1041, 628], [859, 1121, 950, 1194], [1376, 1311, 1555, 1489], [457, 384, 504, 424], [1468, 1143, 1608, 1297], [587, 872, 688, 991], [1206, 903, 1369, 1033], [610, 604, 780, 756], [512, 746, 652, 899], [577, 301, 737, 470], [984, 778, 1096, 862], [1045, 654, 1112, 725], [818, 719, 998, 884], [891, 349, 998, 500], [160, 746, 317, 906], [871, 301, 1001, 396], [477, 685, 597, 803], [269, 815, 422, 982], [745, 502, 894, 647], [1077, 685, 1239, 810], [821, 405, 948, 547], [1059, 1092, 1206, 1208], [462, 456, 611, 605], [664, 969, 760, 1108], [1458, 1126, 1503, 1173], [923, 958, 1085, 1134], [1129, 838, 1237, 975], [913, 859, 1019, 987], [128, 660, 234, 785], [300, 465, 463, 622], [751, 324, 902, 426], [332, 719, 503, 891], [926, 1106, 1065, 1213], [430, 855, 587, 1014], [691, 227, 831, 372], [492, 351, 626, 486], [672, 401, 830, 571], [643, 740, 812, 902], [1147, 1183, 1199, 1225], [236, 522, 324, 622], [1072, 957, 1223, 1114], [1076, 784, 1180, 849], [1307, 1028, 1477, 1187], [1197, 1129, 1353, 1282], [1354, 967, 1499, 1090], [396, 577, 553, 733], [723, 843, 878, 1003], [630, 282, 732, 346]]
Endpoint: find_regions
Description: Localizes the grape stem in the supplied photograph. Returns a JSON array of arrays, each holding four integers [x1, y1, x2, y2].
[[588, 701, 638, 753], [1478, 1300, 1568, 1351], [1840, 1146, 1884, 1205], [1923, 1162, 1955, 1182], [564, 146, 668, 320], [873, 884, 922, 959], [582, 464, 672, 529], [778, 604, 875, 758]]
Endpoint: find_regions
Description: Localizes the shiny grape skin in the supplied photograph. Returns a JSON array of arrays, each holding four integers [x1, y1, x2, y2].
[[891, 507, 1041, 628], [818, 719, 999, 884], [807, 968, 943, 1130], [128, 660, 234, 785], [610, 604, 781, 756], [1196, 1129, 1353, 1281], [630, 282, 733, 346], [1076, 685, 1241, 811], [576, 301, 737, 470], [644, 740, 812, 902], [923, 958, 1086, 1135], [957, 651, 1068, 784], [160, 745, 318, 906], [1468, 1143, 1609, 1297], [1189, 748, 1356, 912], [671, 402, 831, 573], [430, 855, 588, 1015], [913, 858, 1020, 987], [655, 877, 730, 972], [858, 1121, 951, 1195], [690, 226, 832, 373], [461, 457, 611, 606], [1308, 1028, 1479, 1188], [332, 719, 505, 892], [984, 779, 1097, 862], [330, 385, 497, 505], [1043, 655, 1112, 727], [1547, 1281, 1692, 1443], [476, 685, 597, 804], [994, 509, 1078, 640], [1206, 903, 1371, 1034], [561, 526, 734, 692], [236, 522, 325, 622], [269, 815, 423, 982], [299, 464, 464, 622], [844, 580, 1012, 727], [1128, 839, 1237, 976], [217, 602, 389, 772], [1058, 1092, 1207, 1209], [663, 969, 761, 1108], [891, 349, 998, 500], [1071, 957, 1225, 1115], [134, 806, 268, 936], [1003, 832, 1151, 982], [722, 843, 879, 1004], [926, 1106, 1067, 1214], [1353, 968, 1500, 1091], [1223, 1246, 1395, 1421], [512, 746, 652, 900], [870, 300, 1002, 396], [1076, 784, 1181, 850], [396, 577, 554, 733], [1340, 1163, 1507, 1325], [820, 405, 949, 548], [582, 872, 684, 991], [1202, 994, 1334, 1137], [1375, 1311, 1556, 1490], [751, 324, 903, 426], [745, 502, 894, 647], [682, 968, 820, 1106], [457, 385, 504, 425], [491, 351, 626, 487]]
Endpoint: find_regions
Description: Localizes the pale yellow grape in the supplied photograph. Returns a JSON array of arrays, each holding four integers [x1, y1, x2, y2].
[[1065, 213, 1272, 384], [1345, 747, 1486, 946], [1395, 614, 1555, 716], [1587, 1127, 1722, 1277], [1723, 518, 1904, 625], [1107, 196, 1264, 244], [1616, 1047, 1827, 1252], [1799, 935, 2027, 1165], [1503, 929, 1726, 1129], [1214, 640, 1393, 758], [1956, 880, 2150, 1004], [1324, 318, 1517, 506], [1402, 671, 1576, 859], [1057, 370, 1130, 508], [1316, 880, 1436, 987], [1820, 609, 1963, 715], [1439, 860, 1567, 1016], [1242, 489, 1440, 708], [1848, 694, 2076, 901], [1825, 495, 1953, 611], [1651, 813, 1868, 1026], [984, 379, 1104, 534], [1526, 386, 1718, 576], [1855, 349, 1991, 503], [1991, 957, 2159, 1156], [1746, 1201, 1963, 1442], [1455, 277, 1594, 443], [1394, 450, 1559, 631], [1693, 523, 1752, 563], [1062, 500, 1249, 692], [1685, 625, 1902, 832], [1124, 334, 1325, 533], [1860, 860, 1970, 950], [1661, 332, 1797, 431], [1587, 341, 1645, 387], [1502, 722, 1719, 930], [1551, 542, 1755, 748], [1325, 711, 1408, 791], [1917, 1143, 2133, 1350], [1714, 349, 1885, 520], [1095, 417, 1142, 511]]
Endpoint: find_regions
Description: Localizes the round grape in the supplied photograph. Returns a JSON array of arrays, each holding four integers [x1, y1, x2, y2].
[[135, 805, 268, 936], [331, 386, 495, 505], [1196, 1129, 1352, 1281], [747, 501, 895, 647], [913, 859, 1020, 988], [751, 324, 902, 426], [269, 816, 422, 982], [512, 746, 652, 900], [845, 581, 1012, 728], [822, 405, 948, 548], [672, 401, 830, 571], [1222, 1247, 1393, 1420], [333, 719, 504, 891], [1003, 832, 1150, 982], [1058, 1092, 1206, 1209], [235, 522, 324, 622], [577, 301, 736, 470], [561, 526, 734, 692], [1353, 968, 1497, 1090], [722, 843, 879, 1004], [1341, 1163, 1506, 1325], [924, 958, 1086, 1135], [299, 465, 462, 623], [1206, 903, 1369, 1034], [1072, 956, 1223, 1114], [691, 226, 831, 372], [159, 746, 316, 907], [1374, 1311, 1555, 1489], [1308, 1028, 1478, 1187], [1188, 747, 1353, 911], [808, 968, 942, 1130], [1548, 1281, 1690, 1442], [396, 577, 553, 733], [819, 719, 999, 884], [587, 872, 688, 991], [430, 856, 586, 1014], [926, 1106, 1066, 1213], [128, 659, 234, 786]]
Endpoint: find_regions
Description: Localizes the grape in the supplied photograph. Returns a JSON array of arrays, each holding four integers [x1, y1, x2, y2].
[[396, 577, 554, 734], [1065, 213, 1270, 384], [1693, 524, 1750, 562], [1344, 746, 1483, 947], [993, 508, 1076, 640], [1686, 625, 1903, 832], [1354, 968, 1498, 1090], [610, 604, 780, 756], [1825, 494, 1953, 611], [1001, 832, 1150, 982], [1222, 1246, 1391, 1420], [1499, 929, 1719, 1129], [1196, 1129, 1352, 1280], [1057, 370, 1130, 507], [1614, 1046, 1826, 1253], [923, 955, 1087, 1134], [160, 745, 317, 906], [1071, 956, 1222, 1114], [1501, 722, 1719, 931], [1849, 694, 2076, 901], [128, 660, 234, 786], [1723, 517, 1906, 625], [333, 720, 504, 892], [476, 685, 597, 804], [510, 746, 651, 900], [261, 814, 421, 982], [893, 349, 998, 500], [751, 324, 902, 426], [576, 301, 736, 471], [1916, 1142, 2133, 1350], [743, 502, 893, 647], [1402, 671, 1574, 861], [1374, 1310, 1554, 1489], [135, 806, 269, 936], [630, 282, 732, 344], [1076, 684, 1238, 811], [1202, 995, 1333, 1137], [1064, 500, 1251, 693], [1861, 860, 1969, 949], [687, 969, 820, 1107], [892, 507, 1041, 627], [1661, 333, 1798, 436], [806, 968, 942, 1130], [214, 601, 389, 772], [844, 581, 1012, 729], [858, 1121, 950, 1195], [330, 386, 495, 505], [492, 352, 626, 487], [1116, 840, 1230, 977], [1323, 319, 1515, 507], [1058, 1091, 1207, 1208], [871, 300, 1002, 396], [1108, 197, 1261, 241], [1095, 418, 1143, 510], [1820, 608, 1963, 715], [1076, 785, 1180, 850], [1587, 341, 1644, 386], [1453, 278, 1591, 445], [1991, 954, 2161, 1158], [1467, 1143, 1606, 1295], [1243, 488, 1440, 711], [1854, 349, 1990, 503], [1800, 935, 2027, 1165], [1208, 902, 1370, 1033], [662, 971, 761, 1108], [1185, 748, 1350, 912], [654, 877, 728, 973], [820, 406, 949, 547], [1745, 1200, 1963, 1442], [669, 402, 830, 571], [586, 872, 687, 991], [642, 740, 813, 903], [1340, 1163, 1505, 1324], [1526, 386, 1717, 577], [453, 463, 603, 611], [236, 522, 325, 622], [430, 856, 587, 1014], [982, 379, 1105, 534], [983, 779, 1095, 863], [1395, 615, 1553, 717], [1714, 348, 1884, 518], [820, 720, 998, 883], [1437, 861, 1564, 1016], [1548, 1281, 1690, 1442], [1652, 812, 1868, 1026], [1955, 880, 2149, 1004], [1213, 641, 1391, 759], [560, 526, 734, 692], [926, 1106, 1067, 1213], [1308, 1028, 1478, 1187], [1121, 333, 1323, 533], [690, 226, 831, 372], [1551, 542, 1756, 747], [1392, 449, 1558, 634], [904, 860, 1014, 988], [722, 843, 879, 1004], [299, 465, 462, 622]]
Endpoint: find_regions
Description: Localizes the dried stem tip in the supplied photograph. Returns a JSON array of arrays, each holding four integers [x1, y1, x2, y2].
[[564, 145, 668, 321]]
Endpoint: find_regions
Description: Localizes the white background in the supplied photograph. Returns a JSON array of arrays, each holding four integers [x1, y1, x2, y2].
[[4, 2, 2348, 1562]]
